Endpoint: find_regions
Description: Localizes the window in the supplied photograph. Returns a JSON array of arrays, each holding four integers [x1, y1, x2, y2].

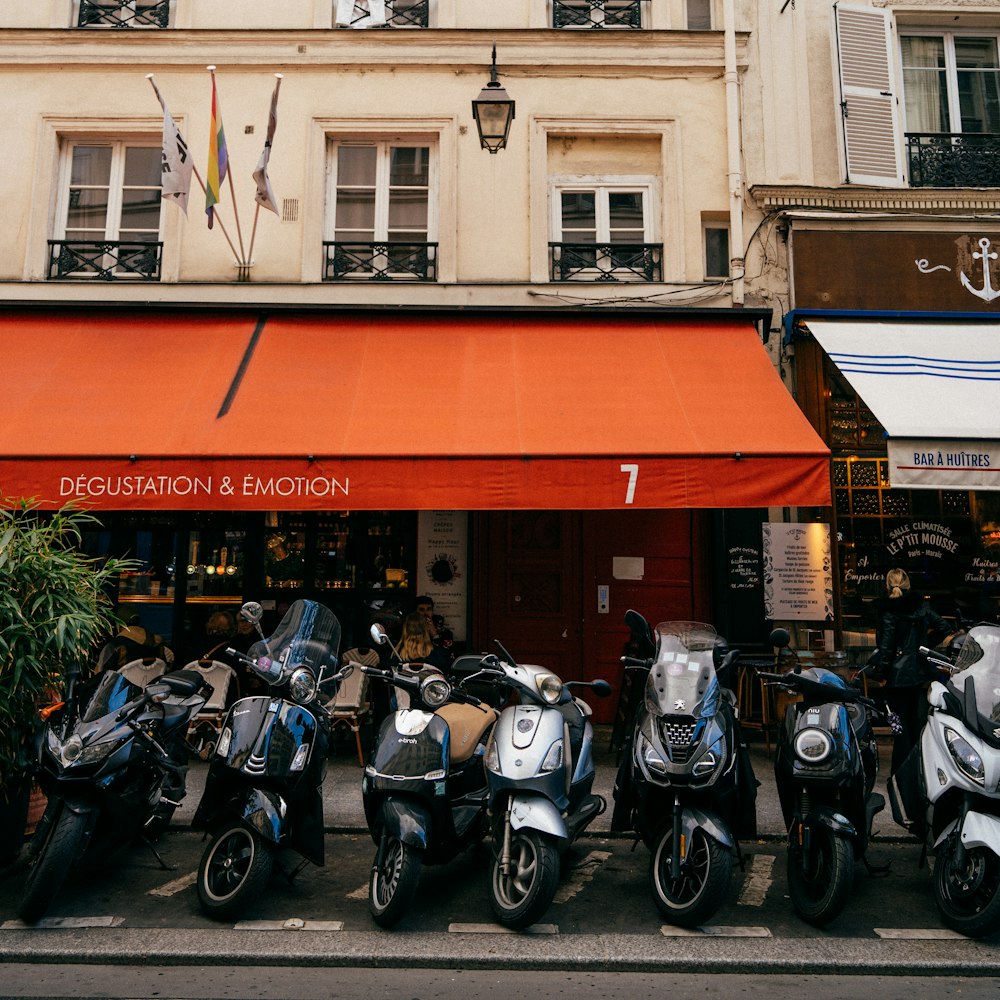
[[325, 140, 436, 281], [50, 141, 163, 280], [334, 0, 429, 28], [704, 225, 729, 279], [76, 0, 170, 27], [686, 0, 712, 30], [550, 181, 661, 281], [552, 0, 644, 30]]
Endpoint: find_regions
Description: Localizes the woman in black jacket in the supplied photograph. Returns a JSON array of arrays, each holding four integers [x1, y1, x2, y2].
[[871, 568, 949, 772]]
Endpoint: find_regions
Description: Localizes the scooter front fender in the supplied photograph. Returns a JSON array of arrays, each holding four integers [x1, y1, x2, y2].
[[958, 810, 1000, 855], [380, 798, 432, 851], [236, 788, 287, 847], [799, 806, 858, 840], [681, 807, 733, 849], [509, 794, 568, 841]]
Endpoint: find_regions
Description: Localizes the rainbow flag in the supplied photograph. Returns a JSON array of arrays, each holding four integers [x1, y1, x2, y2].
[[205, 70, 229, 229]]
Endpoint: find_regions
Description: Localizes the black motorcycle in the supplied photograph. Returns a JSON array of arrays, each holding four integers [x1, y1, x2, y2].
[[20, 658, 210, 923], [759, 628, 885, 925], [192, 599, 351, 920], [361, 624, 498, 927], [612, 610, 758, 927]]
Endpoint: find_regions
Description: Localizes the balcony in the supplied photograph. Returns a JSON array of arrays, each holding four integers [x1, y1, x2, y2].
[[549, 242, 662, 282], [552, 0, 644, 29], [323, 241, 438, 281], [906, 133, 1000, 188], [47, 240, 163, 280], [77, 0, 170, 27], [337, 0, 429, 27]]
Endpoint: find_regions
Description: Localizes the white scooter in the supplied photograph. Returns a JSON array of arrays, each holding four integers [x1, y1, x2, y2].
[[888, 622, 1000, 937], [473, 643, 611, 929]]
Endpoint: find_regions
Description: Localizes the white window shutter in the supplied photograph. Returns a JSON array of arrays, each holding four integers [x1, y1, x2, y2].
[[834, 3, 904, 187]]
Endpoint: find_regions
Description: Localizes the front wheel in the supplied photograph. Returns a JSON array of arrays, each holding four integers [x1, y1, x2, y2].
[[490, 828, 561, 930], [649, 825, 732, 928], [197, 823, 273, 921], [934, 834, 1000, 938], [19, 804, 89, 924], [786, 826, 854, 925], [369, 837, 422, 928]]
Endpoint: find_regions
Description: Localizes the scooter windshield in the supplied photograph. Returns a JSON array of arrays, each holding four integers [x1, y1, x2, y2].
[[645, 621, 719, 719], [248, 599, 342, 683], [949, 624, 1000, 724]]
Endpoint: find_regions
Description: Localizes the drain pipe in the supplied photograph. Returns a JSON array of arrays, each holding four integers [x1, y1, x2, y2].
[[723, 0, 745, 306]]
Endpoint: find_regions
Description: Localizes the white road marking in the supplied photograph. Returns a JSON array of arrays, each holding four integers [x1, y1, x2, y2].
[[233, 918, 344, 931], [552, 850, 612, 904], [737, 853, 775, 907], [449, 922, 558, 935], [660, 925, 771, 937], [2, 916, 124, 929], [148, 871, 197, 897], [874, 928, 968, 940]]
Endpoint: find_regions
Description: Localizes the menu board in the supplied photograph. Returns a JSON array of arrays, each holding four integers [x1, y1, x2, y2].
[[416, 511, 468, 641], [763, 522, 834, 622]]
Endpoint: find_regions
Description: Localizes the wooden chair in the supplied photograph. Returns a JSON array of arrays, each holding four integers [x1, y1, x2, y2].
[[182, 659, 238, 758], [325, 653, 373, 766]]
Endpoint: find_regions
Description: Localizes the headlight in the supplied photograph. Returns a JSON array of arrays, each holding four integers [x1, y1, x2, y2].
[[421, 675, 451, 708], [945, 728, 985, 786], [692, 750, 718, 778], [485, 738, 501, 774], [60, 735, 84, 765], [290, 743, 310, 771], [536, 673, 563, 704], [216, 727, 232, 757], [637, 731, 668, 776], [793, 728, 834, 765], [289, 667, 317, 703]]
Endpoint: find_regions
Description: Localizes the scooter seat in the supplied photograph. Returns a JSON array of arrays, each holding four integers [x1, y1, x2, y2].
[[436, 703, 497, 764]]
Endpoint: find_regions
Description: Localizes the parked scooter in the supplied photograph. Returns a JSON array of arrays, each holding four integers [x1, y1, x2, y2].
[[612, 610, 757, 927], [481, 643, 612, 928], [20, 658, 210, 923], [759, 628, 885, 925], [888, 623, 1000, 937], [361, 625, 498, 927], [192, 599, 352, 920]]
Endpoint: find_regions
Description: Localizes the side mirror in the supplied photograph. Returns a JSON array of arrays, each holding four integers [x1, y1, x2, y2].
[[370, 623, 389, 646], [590, 679, 613, 698], [240, 601, 264, 625], [769, 627, 791, 649]]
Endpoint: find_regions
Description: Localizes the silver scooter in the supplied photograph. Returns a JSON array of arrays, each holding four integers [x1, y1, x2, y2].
[[476, 642, 611, 929]]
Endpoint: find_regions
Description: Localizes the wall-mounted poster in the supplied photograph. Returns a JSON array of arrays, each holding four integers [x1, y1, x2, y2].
[[416, 511, 468, 641], [763, 522, 834, 622]]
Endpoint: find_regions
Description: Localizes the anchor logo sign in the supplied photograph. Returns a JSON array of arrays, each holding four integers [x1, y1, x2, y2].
[[960, 237, 1000, 303]]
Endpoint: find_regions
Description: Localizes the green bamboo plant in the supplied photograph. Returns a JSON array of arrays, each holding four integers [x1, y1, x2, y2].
[[0, 502, 136, 799]]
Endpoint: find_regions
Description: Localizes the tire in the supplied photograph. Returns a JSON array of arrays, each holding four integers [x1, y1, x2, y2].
[[369, 837, 422, 928], [649, 824, 733, 928], [934, 834, 1000, 938], [19, 804, 89, 924], [786, 826, 854, 926], [197, 823, 273, 921], [490, 828, 561, 930]]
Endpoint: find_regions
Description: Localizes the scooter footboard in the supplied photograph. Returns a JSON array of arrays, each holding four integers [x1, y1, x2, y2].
[[958, 811, 1000, 854], [508, 794, 569, 841], [380, 799, 432, 850]]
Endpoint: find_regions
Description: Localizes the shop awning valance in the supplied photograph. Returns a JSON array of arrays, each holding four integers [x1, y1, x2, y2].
[[0, 309, 830, 510], [807, 318, 1000, 491]]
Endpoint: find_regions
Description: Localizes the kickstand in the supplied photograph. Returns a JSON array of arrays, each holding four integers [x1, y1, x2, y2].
[[862, 855, 892, 878], [734, 841, 748, 873], [278, 857, 310, 885], [918, 841, 928, 871], [629, 835, 642, 853], [139, 836, 176, 872]]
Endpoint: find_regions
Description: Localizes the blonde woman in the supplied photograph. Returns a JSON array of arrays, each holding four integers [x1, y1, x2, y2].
[[397, 613, 450, 672]]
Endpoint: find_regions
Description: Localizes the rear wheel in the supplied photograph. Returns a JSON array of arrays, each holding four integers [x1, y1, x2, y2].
[[369, 837, 422, 928], [786, 826, 854, 925], [19, 804, 89, 924], [490, 828, 561, 930], [649, 824, 732, 928], [934, 834, 1000, 938], [197, 823, 273, 921]]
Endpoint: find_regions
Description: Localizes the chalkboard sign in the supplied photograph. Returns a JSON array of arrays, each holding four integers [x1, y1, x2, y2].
[[713, 510, 767, 647]]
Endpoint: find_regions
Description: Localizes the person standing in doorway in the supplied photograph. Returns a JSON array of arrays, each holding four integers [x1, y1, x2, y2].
[[870, 568, 949, 773]]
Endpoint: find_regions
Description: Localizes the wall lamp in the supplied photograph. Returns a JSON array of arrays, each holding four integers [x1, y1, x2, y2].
[[471, 44, 515, 153]]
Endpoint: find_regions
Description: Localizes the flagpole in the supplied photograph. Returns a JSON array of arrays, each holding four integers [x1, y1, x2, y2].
[[246, 73, 283, 267], [146, 74, 242, 266], [208, 66, 248, 266]]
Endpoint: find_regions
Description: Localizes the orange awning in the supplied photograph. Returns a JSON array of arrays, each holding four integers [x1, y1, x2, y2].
[[0, 309, 830, 510]]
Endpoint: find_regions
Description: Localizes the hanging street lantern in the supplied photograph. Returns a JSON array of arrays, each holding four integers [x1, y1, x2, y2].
[[472, 44, 515, 153]]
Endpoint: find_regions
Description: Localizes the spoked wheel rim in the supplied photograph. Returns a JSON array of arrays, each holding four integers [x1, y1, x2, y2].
[[203, 827, 257, 903], [494, 833, 541, 909], [373, 839, 405, 909], [657, 831, 712, 908], [938, 842, 1000, 915]]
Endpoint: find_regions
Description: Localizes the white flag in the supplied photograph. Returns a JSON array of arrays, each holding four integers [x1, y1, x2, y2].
[[147, 75, 193, 215], [336, 0, 386, 28], [252, 75, 282, 215]]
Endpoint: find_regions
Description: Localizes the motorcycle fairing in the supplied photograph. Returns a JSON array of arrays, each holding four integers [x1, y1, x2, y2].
[[219, 696, 319, 779]]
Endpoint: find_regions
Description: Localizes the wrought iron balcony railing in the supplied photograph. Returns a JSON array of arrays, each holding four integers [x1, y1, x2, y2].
[[338, 0, 429, 27], [47, 240, 163, 280], [549, 242, 662, 282], [906, 132, 1000, 188], [323, 241, 438, 281], [552, 0, 644, 29], [77, 1, 170, 28]]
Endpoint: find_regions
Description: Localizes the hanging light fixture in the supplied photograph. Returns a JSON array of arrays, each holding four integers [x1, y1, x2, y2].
[[472, 44, 515, 153]]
